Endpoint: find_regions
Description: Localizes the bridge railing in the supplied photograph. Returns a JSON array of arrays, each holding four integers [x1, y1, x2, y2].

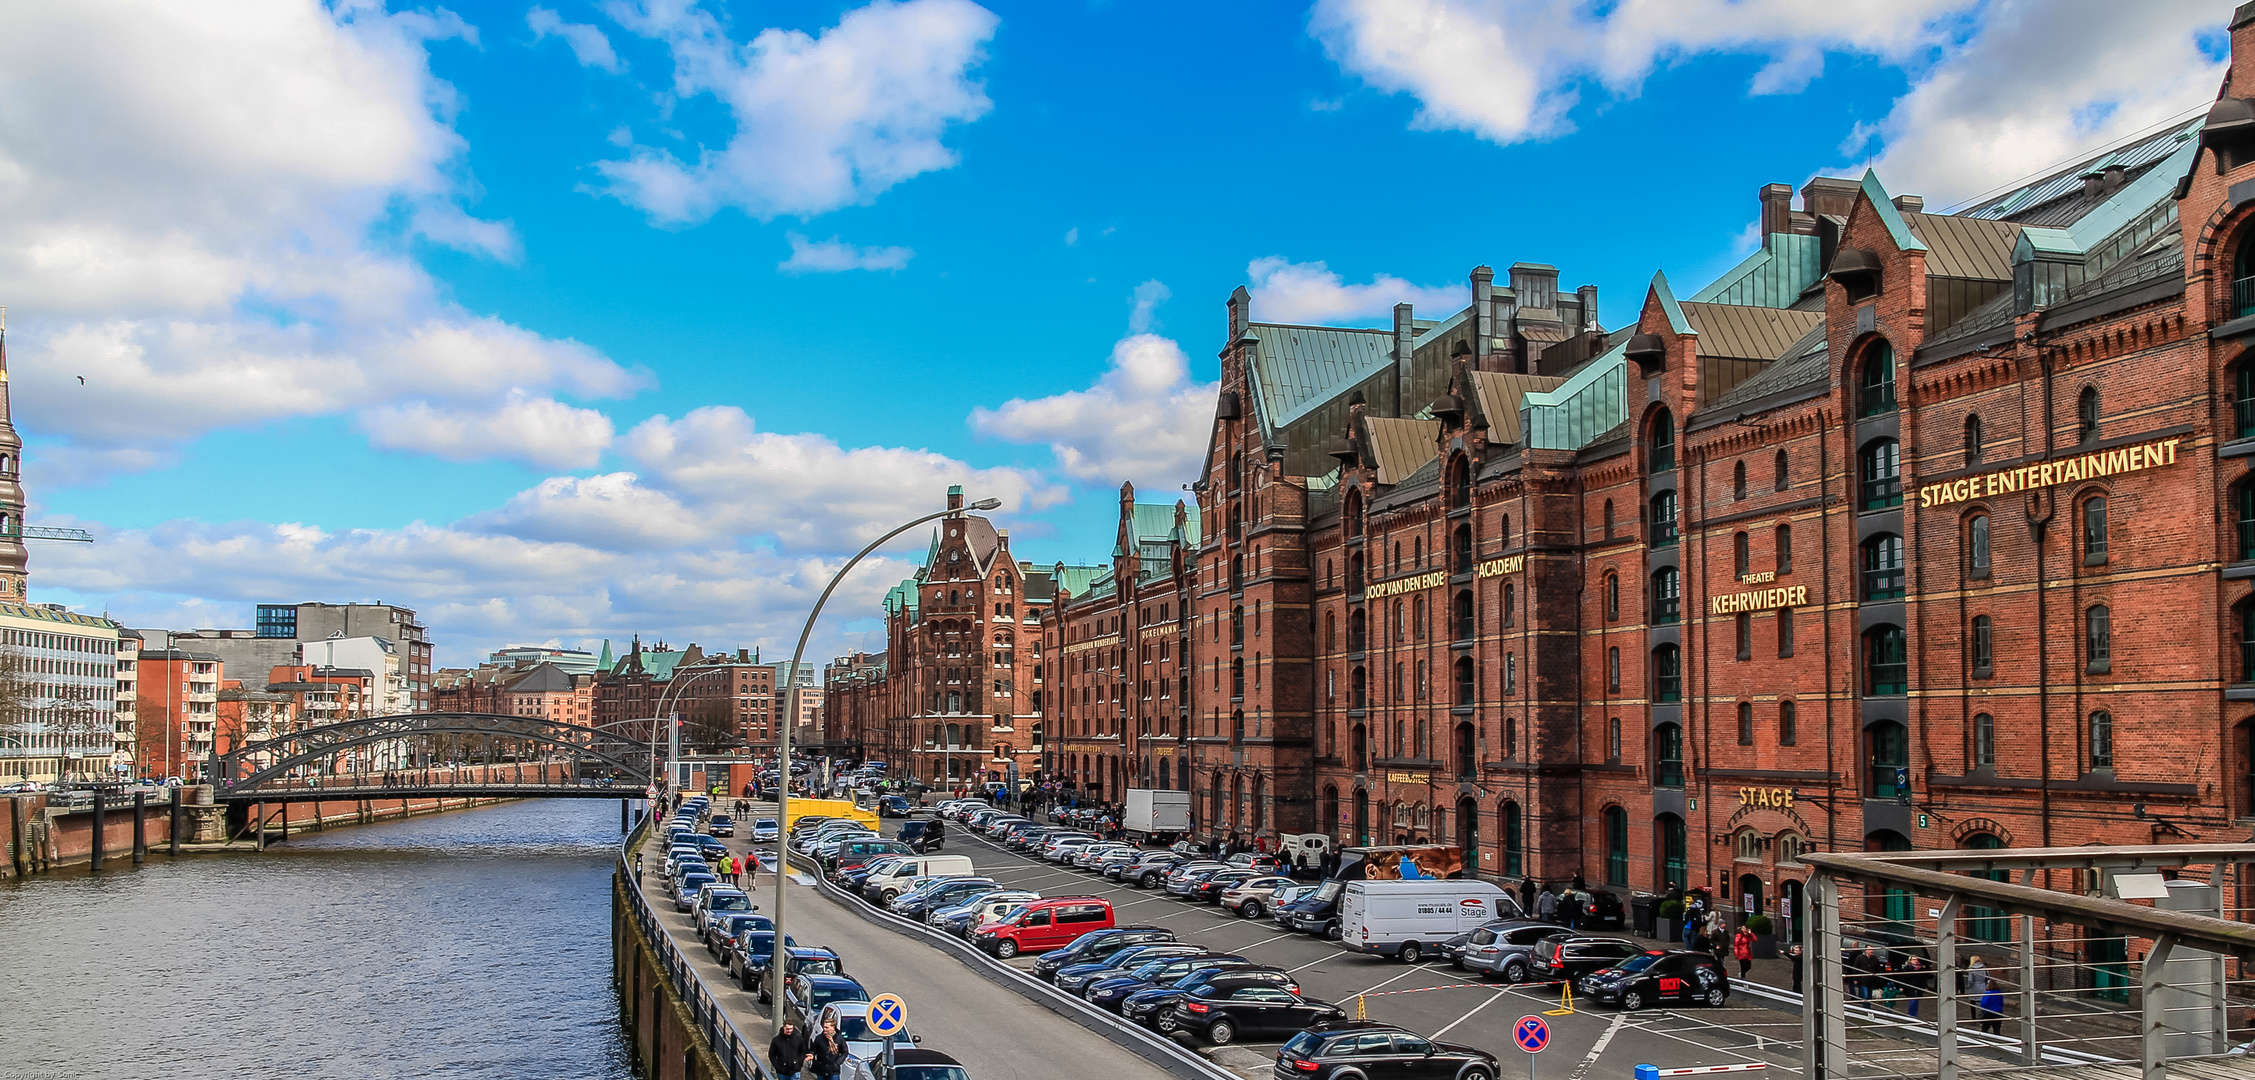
[[223, 760, 631, 797], [617, 812, 772, 1080]]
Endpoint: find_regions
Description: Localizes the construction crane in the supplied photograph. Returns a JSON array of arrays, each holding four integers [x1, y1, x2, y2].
[[20, 526, 91, 543]]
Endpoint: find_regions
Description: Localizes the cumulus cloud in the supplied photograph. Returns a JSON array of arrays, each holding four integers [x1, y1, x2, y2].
[[595, 0, 999, 222], [471, 472, 709, 550], [971, 281, 1218, 491], [0, 0, 642, 477], [778, 233, 915, 273], [528, 5, 623, 72], [1245, 256, 1462, 326], [360, 392, 618, 471]]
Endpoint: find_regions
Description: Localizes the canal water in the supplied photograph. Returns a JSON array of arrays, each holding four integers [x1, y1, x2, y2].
[[0, 798, 639, 1080]]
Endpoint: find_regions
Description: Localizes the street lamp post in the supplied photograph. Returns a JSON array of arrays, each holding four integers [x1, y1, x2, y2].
[[770, 496, 999, 1037], [650, 665, 732, 802]]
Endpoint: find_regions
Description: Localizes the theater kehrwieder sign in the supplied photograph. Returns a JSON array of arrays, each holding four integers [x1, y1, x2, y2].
[[1916, 436, 2183, 511]]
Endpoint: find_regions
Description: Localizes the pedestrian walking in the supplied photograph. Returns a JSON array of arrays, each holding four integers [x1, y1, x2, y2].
[[810, 1015, 848, 1080], [1518, 877, 1537, 917], [768, 1020, 810, 1080], [1536, 886, 1559, 923], [1562, 891, 1584, 931], [1788, 943, 1805, 993], [1901, 955, 1932, 1019], [1732, 924, 1756, 979]]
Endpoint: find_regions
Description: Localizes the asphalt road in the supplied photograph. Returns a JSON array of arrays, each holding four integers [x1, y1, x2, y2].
[[638, 815, 1176, 1080]]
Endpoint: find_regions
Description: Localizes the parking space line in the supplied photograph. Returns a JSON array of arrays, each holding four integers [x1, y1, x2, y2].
[[1429, 983, 1510, 1039], [1350, 964, 1445, 1000], [1565, 1011, 1629, 1080], [1284, 955, 1336, 975]]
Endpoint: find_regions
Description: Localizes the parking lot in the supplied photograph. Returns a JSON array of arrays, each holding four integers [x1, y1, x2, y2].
[[813, 805, 1823, 1080]]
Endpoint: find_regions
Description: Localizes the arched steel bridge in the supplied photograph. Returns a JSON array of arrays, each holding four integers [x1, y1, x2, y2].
[[208, 711, 656, 804]]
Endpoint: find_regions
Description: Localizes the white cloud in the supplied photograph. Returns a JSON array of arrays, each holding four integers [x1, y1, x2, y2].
[[0, 0, 643, 477], [778, 232, 915, 273], [360, 392, 618, 471], [1063, 227, 1079, 246], [971, 283, 1217, 490], [471, 472, 709, 550], [1844, 0, 2223, 205], [1245, 256, 1462, 325], [528, 5, 624, 72], [595, 0, 999, 223]]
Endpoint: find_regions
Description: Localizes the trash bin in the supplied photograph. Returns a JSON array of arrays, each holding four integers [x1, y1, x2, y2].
[[1630, 893, 1658, 937]]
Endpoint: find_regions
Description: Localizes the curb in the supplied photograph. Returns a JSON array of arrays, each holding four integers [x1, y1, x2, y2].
[[791, 852, 1238, 1080]]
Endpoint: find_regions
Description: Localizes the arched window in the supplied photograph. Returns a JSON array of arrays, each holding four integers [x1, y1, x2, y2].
[[1501, 802, 1523, 876], [1448, 454, 1471, 509], [1607, 646, 1620, 693], [1350, 666, 1366, 709], [1451, 524, 1472, 572], [1652, 645, 1682, 703], [1603, 806, 1629, 885], [1776, 523, 1794, 574], [1733, 460, 1747, 500], [1650, 567, 1681, 624], [1608, 717, 1622, 760], [1864, 625, 1908, 696], [1862, 533, 1905, 600], [1868, 720, 1908, 796], [1859, 437, 1902, 510], [1859, 341, 1897, 416], [1603, 499, 1615, 538], [2078, 386, 2101, 444], [1502, 715, 1517, 758], [1968, 513, 1991, 577], [1412, 595, 1426, 641], [1737, 701, 1754, 745], [1964, 414, 1984, 465], [1733, 531, 1750, 577], [2238, 360, 2255, 438], [1779, 699, 1797, 746], [1502, 583, 1516, 627], [1498, 514, 1512, 550], [2089, 710, 2114, 771], [1231, 606, 1244, 645], [1973, 712, 1996, 768], [1971, 615, 1994, 677], [1413, 536, 1423, 567], [1453, 656, 1475, 706], [1453, 591, 1475, 641], [1658, 813, 1688, 889], [2086, 605, 2111, 673], [1325, 611, 1336, 652], [1345, 490, 1363, 538], [1604, 574, 1619, 621], [1773, 448, 1789, 492], [1348, 609, 1365, 652], [2237, 484, 2255, 562], [1648, 409, 1675, 472], [1351, 723, 1368, 766], [1650, 490, 1678, 547], [1453, 722, 1475, 777], [1231, 658, 1244, 698], [2084, 496, 2109, 563]]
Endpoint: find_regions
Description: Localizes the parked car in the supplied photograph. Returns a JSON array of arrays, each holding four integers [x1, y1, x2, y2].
[[784, 972, 871, 1026], [1184, 868, 1260, 904], [1579, 949, 1731, 1010], [1162, 974, 1347, 1045], [705, 912, 774, 960], [727, 929, 799, 990], [1031, 925, 1177, 981], [706, 814, 735, 837], [897, 819, 945, 852], [1054, 942, 1208, 994], [1120, 965, 1299, 1031], [878, 794, 912, 818], [1460, 920, 1570, 983], [973, 897, 1117, 958], [1530, 935, 1646, 984], [932, 890, 1040, 936], [674, 873, 719, 911], [871, 1048, 966, 1080], [1277, 1021, 1501, 1080], [1218, 876, 1299, 919], [814, 999, 917, 1063], [751, 818, 781, 843], [1083, 953, 1252, 1012]]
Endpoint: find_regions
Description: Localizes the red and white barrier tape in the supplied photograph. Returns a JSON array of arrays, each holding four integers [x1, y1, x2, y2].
[[1658, 1065, 1767, 1075]]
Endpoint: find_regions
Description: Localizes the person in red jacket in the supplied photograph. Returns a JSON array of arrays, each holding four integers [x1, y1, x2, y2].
[[1731, 924, 1756, 979]]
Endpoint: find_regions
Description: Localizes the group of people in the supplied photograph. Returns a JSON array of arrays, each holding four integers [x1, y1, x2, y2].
[[767, 1016, 850, 1080], [1842, 948, 2006, 1033]]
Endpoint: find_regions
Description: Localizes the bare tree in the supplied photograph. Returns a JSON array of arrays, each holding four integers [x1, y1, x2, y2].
[[682, 694, 738, 754], [0, 647, 34, 781], [133, 697, 173, 780]]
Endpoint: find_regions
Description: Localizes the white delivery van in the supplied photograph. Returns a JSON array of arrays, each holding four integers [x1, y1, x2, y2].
[[862, 854, 978, 901], [1339, 879, 1513, 963]]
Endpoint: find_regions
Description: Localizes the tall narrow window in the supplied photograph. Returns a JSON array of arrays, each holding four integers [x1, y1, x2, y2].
[[2086, 605, 2111, 674], [2089, 710, 2114, 771], [1973, 713, 1996, 768], [1971, 615, 1994, 677], [1503, 583, 1517, 627], [1869, 721, 1908, 796], [1777, 607, 1796, 658], [2238, 363, 2255, 439], [1738, 701, 1754, 745], [2084, 497, 2109, 564], [1733, 461, 1747, 501], [1734, 532, 1751, 577], [1654, 722, 1684, 787], [1603, 500, 1615, 538], [1735, 612, 1751, 659], [1860, 438, 1903, 510], [1502, 802, 1523, 876], [1964, 413, 1984, 465], [1651, 491, 1679, 547], [1649, 409, 1675, 472], [1776, 524, 1793, 574], [2078, 387, 2100, 444], [1604, 806, 1628, 885], [1779, 700, 1797, 746], [1605, 574, 1619, 622], [1653, 645, 1682, 703], [1862, 534, 1906, 600], [1607, 647, 1621, 693], [1859, 342, 1897, 416], [1773, 448, 1789, 492], [2238, 485, 2255, 562], [1865, 626, 1908, 696], [1608, 717, 1622, 762], [1969, 514, 1992, 577], [1651, 567, 1681, 625]]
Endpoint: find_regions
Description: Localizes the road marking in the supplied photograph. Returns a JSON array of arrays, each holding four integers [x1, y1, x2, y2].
[[1566, 1011, 1629, 1080], [1431, 985, 1512, 1039], [1285, 955, 1335, 975], [1350, 964, 1444, 1000]]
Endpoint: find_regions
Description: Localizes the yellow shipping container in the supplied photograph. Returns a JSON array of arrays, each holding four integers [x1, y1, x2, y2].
[[784, 797, 878, 832]]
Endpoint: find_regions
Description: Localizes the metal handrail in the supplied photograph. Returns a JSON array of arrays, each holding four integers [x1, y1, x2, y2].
[[617, 813, 773, 1080]]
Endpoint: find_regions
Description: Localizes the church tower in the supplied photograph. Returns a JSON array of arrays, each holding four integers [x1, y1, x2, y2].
[[0, 310, 29, 602]]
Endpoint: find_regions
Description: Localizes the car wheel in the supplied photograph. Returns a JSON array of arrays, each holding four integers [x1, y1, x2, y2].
[[1399, 941, 1422, 964], [1622, 990, 1645, 1012], [1207, 1019, 1236, 1045], [1324, 922, 1343, 941], [1462, 1070, 1493, 1080], [1140, 872, 1161, 888], [1502, 960, 1527, 984], [1705, 987, 1727, 1007], [1242, 900, 1264, 920], [994, 938, 1020, 959]]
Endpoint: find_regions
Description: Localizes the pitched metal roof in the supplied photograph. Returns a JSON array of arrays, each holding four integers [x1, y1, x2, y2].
[[1679, 303, 1824, 361], [1244, 323, 1394, 431], [1700, 320, 1831, 416], [1903, 213, 2020, 280], [1362, 416, 1441, 485], [1860, 171, 1929, 253], [1128, 501, 1197, 545], [1467, 371, 1566, 445], [1690, 232, 1825, 309], [1958, 119, 2201, 221]]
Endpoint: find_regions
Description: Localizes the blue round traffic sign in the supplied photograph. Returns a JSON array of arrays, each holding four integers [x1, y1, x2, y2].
[[1514, 1015, 1549, 1053], [868, 994, 907, 1037]]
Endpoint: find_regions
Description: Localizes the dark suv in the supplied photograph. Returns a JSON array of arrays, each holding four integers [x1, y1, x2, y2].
[[1276, 1021, 1499, 1080], [1031, 925, 1176, 982], [1529, 935, 1644, 983], [1579, 949, 1731, 1010]]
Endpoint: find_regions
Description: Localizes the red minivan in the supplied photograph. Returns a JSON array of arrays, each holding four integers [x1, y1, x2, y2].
[[973, 897, 1115, 958]]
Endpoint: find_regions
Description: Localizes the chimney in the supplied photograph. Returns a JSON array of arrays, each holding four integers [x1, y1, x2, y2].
[[1471, 266, 1494, 343], [1392, 302, 1415, 417], [1508, 263, 1559, 311], [1227, 285, 1250, 342], [946, 485, 964, 512], [1759, 183, 1794, 235], [1800, 176, 1861, 220], [1575, 284, 1600, 332], [1892, 194, 1924, 213]]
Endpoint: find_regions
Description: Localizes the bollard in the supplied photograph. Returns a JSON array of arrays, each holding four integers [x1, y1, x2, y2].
[[133, 791, 147, 863], [90, 791, 106, 871], [1637, 1067, 1660, 1080]]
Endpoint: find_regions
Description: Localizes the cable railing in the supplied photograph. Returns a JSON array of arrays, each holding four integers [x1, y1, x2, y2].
[[616, 812, 774, 1080]]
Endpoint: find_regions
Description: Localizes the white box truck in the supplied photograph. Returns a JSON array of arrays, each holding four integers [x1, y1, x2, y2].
[[1123, 788, 1190, 842], [1339, 879, 1513, 963]]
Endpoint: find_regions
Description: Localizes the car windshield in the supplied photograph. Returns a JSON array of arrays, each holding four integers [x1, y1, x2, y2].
[[710, 895, 752, 912], [812, 985, 869, 1007], [799, 957, 841, 975], [833, 1014, 879, 1041], [1128, 960, 1173, 979], [1615, 953, 1662, 973], [896, 1066, 970, 1080]]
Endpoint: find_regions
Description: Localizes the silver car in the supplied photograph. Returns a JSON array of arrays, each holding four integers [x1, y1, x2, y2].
[[1460, 920, 1568, 983]]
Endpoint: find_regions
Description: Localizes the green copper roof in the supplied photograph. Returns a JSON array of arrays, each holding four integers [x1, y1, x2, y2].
[[1244, 323, 1394, 431], [1053, 564, 1106, 598], [643, 649, 687, 682], [598, 638, 615, 672], [1651, 271, 1693, 335], [1690, 232, 1824, 309], [1861, 171, 1929, 253]]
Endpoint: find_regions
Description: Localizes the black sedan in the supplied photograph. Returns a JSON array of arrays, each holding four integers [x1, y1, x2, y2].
[[1031, 926, 1176, 981], [1277, 1021, 1499, 1080], [1055, 943, 1206, 994], [1579, 949, 1731, 1010], [874, 1047, 968, 1080], [1082, 953, 1250, 1011], [1121, 965, 1297, 1031], [1163, 974, 1346, 1045]]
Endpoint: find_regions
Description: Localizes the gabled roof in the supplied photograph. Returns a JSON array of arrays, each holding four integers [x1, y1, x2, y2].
[[1690, 232, 1825, 309], [1860, 171, 1929, 253], [1244, 323, 1395, 431], [1958, 119, 2201, 223], [1650, 272, 1693, 334], [1362, 417, 1441, 485], [1051, 564, 1106, 599], [1467, 371, 1567, 445], [1904, 212, 2020, 280], [1679, 303, 1824, 362], [507, 662, 579, 694], [1700, 320, 1831, 417]]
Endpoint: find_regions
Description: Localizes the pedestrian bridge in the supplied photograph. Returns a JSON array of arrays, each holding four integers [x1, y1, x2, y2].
[[209, 711, 654, 804]]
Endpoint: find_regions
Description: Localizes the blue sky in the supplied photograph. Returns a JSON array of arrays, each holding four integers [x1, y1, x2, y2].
[[0, 0, 2231, 665]]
